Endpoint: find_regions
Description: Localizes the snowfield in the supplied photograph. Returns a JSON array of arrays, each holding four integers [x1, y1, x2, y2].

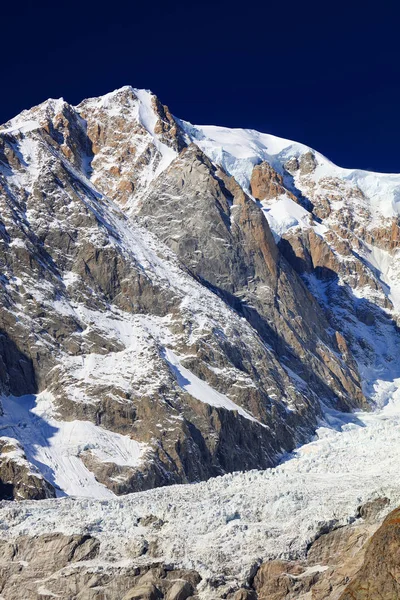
[[2, 381, 400, 595], [0, 393, 149, 498]]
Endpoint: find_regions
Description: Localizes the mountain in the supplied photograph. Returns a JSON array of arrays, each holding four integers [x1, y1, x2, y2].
[[0, 86, 400, 599]]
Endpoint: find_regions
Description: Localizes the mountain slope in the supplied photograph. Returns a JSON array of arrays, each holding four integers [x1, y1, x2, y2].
[[179, 119, 400, 406], [0, 86, 399, 502], [1, 86, 400, 600]]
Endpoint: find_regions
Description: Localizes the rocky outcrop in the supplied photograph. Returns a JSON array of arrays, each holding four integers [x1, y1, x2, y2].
[[0, 85, 399, 501], [367, 217, 400, 251], [284, 151, 317, 176], [231, 498, 392, 600], [0, 498, 394, 600], [339, 505, 400, 599], [75, 87, 186, 207], [0, 85, 400, 600], [151, 95, 186, 153], [250, 160, 296, 202], [138, 144, 366, 413], [0, 438, 56, 500], [1, 93, 359, 496], [0, 532, 201, 600], [0, 331, 36, 397], [270, 158, 400, 376]]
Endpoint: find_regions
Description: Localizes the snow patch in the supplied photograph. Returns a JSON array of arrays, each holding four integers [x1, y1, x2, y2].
[[164, 348, 264, 425], [262, 196, 327, 240], [362, 243, 400, 315], [0, 119, 41, 136], [135, 88, 176, 176], [0, 392, 148, 498]]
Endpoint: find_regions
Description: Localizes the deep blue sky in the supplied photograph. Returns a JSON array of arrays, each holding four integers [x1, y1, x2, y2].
[[3, 0, 399, 172]]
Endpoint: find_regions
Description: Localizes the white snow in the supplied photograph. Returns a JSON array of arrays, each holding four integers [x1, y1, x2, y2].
[[164, 349, 264, 425], [262, 195, 327, 240], [0, 437, 42, 480], [362, 243, 400, 315], [0, 119, 41, 135], [134, 88, 176, 176], [340, 170, 400, 222], [179, 121, 309, 193], [181, 120, 400, 226], [0, 392, 148, 498]]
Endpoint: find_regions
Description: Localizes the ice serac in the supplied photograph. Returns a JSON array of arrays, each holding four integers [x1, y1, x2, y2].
[[0, 497, 396, 599]]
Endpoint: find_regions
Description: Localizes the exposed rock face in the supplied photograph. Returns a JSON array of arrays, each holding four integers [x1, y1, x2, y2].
[[0, 532, 200, 600], [0, 88, 367, 497], [138, 144, 365, 413], [151, 95, 187, 153], [339, 505, 400, 599], [0, 438, 55, 500], [0, 331, 36, 397], [264, 161, 400, 381], [0, 498, 395, 600], [76, 87, 185, 207], [230, 498, 393, 600], [250, 160, 296, 202]]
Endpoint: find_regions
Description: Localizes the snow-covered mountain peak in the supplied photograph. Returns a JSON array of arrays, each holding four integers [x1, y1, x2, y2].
[[4, 86, 400, 224], [2, 85, 400, 599], [0, 97, 71, 137], [0, 87, 399, 483], [179, 120, 400, 224]]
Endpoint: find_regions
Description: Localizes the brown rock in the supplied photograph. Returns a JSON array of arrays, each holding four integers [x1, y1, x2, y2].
[[250, 161, 296, 202], [0, 439, 56, 500], [123, 583, 162, 600], [299, 150, 317, 175], [234, 590, 257, 600], [340, 507, 400, 599], [166, 580, 193, 600]]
